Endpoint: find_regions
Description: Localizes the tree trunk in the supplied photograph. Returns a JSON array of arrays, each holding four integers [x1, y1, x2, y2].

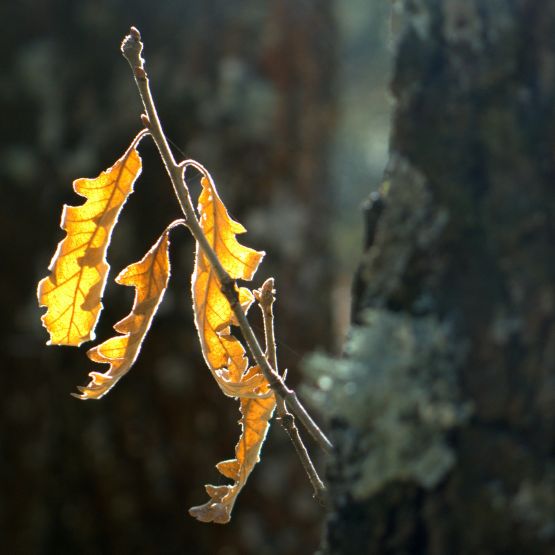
[[312, 1, 555, 553]]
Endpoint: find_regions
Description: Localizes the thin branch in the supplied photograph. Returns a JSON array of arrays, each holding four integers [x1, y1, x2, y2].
[[120, 27, 332, 454], [255, 279, 327, 505]]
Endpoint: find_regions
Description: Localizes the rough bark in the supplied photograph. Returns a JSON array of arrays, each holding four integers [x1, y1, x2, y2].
[[310, 1, 555, 553]]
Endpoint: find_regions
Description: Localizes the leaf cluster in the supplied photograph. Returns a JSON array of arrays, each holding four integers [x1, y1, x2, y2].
[[37, 27, 329, 523]]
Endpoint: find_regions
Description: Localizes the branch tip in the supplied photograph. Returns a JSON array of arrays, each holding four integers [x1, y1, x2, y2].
[[121, 30, 144, 70], [261, 277, 275, 292], [129, 26, 141, 40]]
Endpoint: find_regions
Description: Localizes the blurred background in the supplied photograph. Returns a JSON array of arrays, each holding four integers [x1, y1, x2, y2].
[[1, 1, 391, 553]]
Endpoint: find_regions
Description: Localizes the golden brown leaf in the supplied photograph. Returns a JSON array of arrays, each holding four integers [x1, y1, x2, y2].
[[189, 171, 276, 522], [189, 367, 276, 523], [37, 141, 142, 346], [74, 222, 180, 399], [191, 173, 265, 396]]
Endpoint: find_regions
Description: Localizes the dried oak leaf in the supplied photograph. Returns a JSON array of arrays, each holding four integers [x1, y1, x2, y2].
[[74, 222, 180, 399], [189, 367, 276, 523], [189, 171, 276, 523], [191, 173, 265, 397], [37, 140, 142, 346]]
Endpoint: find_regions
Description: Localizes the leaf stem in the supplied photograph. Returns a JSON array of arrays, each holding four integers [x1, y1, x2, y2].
[[121, 27, 333, 454], [255, 279, 327, 504]]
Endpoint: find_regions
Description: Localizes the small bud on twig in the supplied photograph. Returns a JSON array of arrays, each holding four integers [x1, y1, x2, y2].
[[141, 113, 151, 128], [134, 66, 147, 80], [129, 26, 141, 41], [121, 28, 144, 72]]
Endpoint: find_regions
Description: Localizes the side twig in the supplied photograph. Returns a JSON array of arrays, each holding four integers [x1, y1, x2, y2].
[[120, 27, 333, 454], [254, 279, 327, 505]]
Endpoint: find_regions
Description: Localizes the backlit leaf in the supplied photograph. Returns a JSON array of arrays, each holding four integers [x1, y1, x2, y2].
[[37, 140, 142, 346], [74, 222, 180, 399], [191, 173, 265, 396], [189, 367, 276, 523], [189, 171, 276, 522]]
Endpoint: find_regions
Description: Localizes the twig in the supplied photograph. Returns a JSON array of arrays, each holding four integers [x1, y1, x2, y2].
[[254, 279, 327, 505], [120, 27, 333, 454]]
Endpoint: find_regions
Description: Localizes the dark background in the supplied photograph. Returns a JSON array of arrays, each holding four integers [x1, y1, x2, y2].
[[1, 1, 390, 553]]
